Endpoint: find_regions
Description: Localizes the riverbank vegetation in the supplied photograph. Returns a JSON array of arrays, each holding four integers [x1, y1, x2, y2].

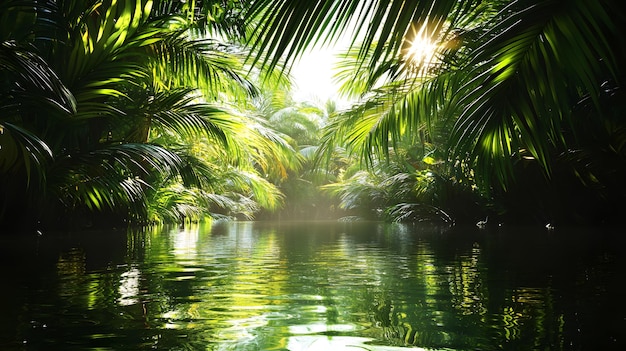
[[1, 0, 624, 231]]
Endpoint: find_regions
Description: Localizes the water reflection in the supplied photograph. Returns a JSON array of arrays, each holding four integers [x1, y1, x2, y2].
[[119, 267, 141, 306], [0, 222, 624, 350]]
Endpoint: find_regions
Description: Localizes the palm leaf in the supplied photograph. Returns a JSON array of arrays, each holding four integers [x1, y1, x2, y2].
[[0, 40, 76, 112], [309, 0, 622, 192], [244, 0, 481, 75], [444, 0, 621, 187], [0, 122, 53, 185], [148, 33, 258, 100], [51, 142, 184, 212]]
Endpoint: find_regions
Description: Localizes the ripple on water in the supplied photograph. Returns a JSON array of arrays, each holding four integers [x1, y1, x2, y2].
[[3, 222, 617, 351]]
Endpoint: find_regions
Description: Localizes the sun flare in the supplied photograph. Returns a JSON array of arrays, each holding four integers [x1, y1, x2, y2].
[[404, 23, 438, 68], [407, 35, 436, 63]]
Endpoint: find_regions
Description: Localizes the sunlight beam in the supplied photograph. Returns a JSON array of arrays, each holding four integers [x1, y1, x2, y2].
[[403, 22, 438, 71]]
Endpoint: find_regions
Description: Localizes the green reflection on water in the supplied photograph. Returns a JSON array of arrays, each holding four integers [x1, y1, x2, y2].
[[0, 221, 624, 350]]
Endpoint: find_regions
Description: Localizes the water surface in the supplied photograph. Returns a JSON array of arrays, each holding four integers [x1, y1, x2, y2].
[[1, 221, 624, 350]]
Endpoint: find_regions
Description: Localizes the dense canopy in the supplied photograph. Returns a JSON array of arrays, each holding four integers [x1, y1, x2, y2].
[[1, 0, 625, 231]]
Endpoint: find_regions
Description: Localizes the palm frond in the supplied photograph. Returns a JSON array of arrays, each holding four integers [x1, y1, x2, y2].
[[268, 105, 325, 146], [445, 0, 621, 187], [239, 115, 301, 180], [315, 0, 622, 192], [214, 166, 284, 212], [149, 33, 258, 99], [120, 87, 237, 144], [387, 203, 454, 224], [244, 0, 481, 75], [51, 143, 184, 212], [0, 122, 53, 185], [0, 40, 76, 112], [150, 0, 251, 40], [146, 183, 254, 223]]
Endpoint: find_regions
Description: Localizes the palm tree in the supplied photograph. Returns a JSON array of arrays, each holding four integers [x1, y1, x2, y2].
[[244, 0, 626, 224], [0, 0, 297, 230], [240, 91, 342, 220]]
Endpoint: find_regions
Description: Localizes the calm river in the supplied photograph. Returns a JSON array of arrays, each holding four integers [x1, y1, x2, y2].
[[0, 221, 624, 350]]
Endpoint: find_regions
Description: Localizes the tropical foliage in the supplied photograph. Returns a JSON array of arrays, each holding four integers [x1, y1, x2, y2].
[[0, 0, 296, 230], [245, 0, 626, 225], [250, 93, 344, 220], [2, 0, 625, 230]]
